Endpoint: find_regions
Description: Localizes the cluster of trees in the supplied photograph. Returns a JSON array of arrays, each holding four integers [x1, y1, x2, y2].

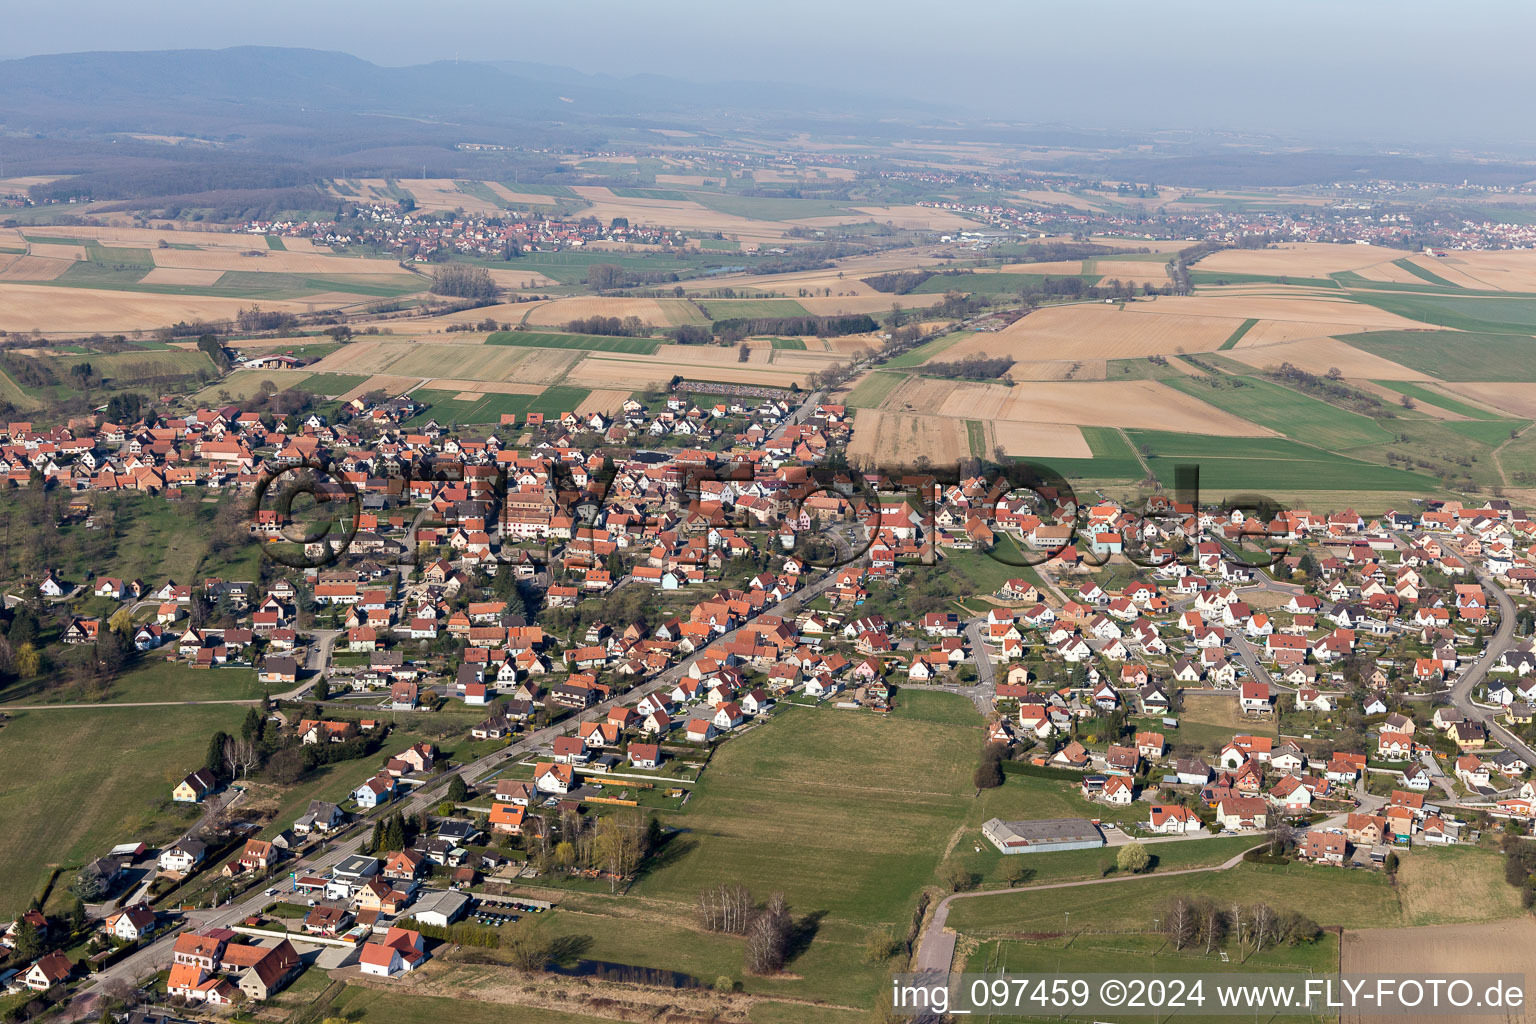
[[564, 315, 649, 337], [923, 354, 1014, 381], [364, 811, 418, 855], [585, 263, 680, 291], [0, 352, 58, 390], [1269, 362, 1390, 418], [203, 704, 384, 789], [1501, 834, 1536, 908], [234, 306, 299, 334], [430, 264, 497, 300], [696, 884, 796, 974], [862, 269, 935, 295], [975, 741, 1007, 789], [519, 807, 658, 892], [1162, 896, 1321, 953], [671, 324, 713, 346], [712, 313, 877, 342]]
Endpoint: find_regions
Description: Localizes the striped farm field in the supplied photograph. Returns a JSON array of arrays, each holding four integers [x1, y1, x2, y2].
[[521, 296, 708, 328], [694, 298, 812, 320], [486, 330, 662, 354], [941, 304, 1242, 361]]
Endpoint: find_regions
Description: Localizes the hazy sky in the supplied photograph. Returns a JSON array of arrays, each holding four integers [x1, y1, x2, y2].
[[4, 0, 1533, 147]]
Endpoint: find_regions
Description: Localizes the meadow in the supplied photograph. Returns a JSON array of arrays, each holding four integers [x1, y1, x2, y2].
[[1339, 329, 1536, 381], [1124, 429, 1441, 493], [633, 703, 974, 925], [292, 372, 369, 396], [0, 659, 267, 707], [1348, 290, 1536, 333], [0, 703, 245, 914], [946, 845, 1514, 938], [1161, 373, 1394, 450]]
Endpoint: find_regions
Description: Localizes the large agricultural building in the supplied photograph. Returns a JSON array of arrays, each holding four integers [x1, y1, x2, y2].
[[981, 817, 1106, 855]]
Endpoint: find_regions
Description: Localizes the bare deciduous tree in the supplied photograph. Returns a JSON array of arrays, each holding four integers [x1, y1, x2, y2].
[[698, 883, 754, 935], [1165, 896, 1196, 950], [745, 892, 791, 974]]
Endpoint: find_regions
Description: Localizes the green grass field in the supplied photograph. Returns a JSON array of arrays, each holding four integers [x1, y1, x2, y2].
[[883, 331, 973, 368], [966, 419, 987, 458], [1124, 429, 1441, 493], [1391, 257, 1457, 287], [696, 298, 813, 320], [1217, 317, 1258, 350], [1369, 379, 1500, 417], [768, 337, 807, 350], [293, 372, 368, 396], [1339, 330, 1536, 381], [635, 704, 973, 925], [1, 660, 266, 707], [910, 272, 1103, 295], [844, 370, 907, 409], [0, 704, 245, 914], [486, 330, 662, 354], [947, 846, 1515, 938], [1347, 291, 1536, 333], [1188, 269, 1342, 289], [1162, 374, 1394, 450]]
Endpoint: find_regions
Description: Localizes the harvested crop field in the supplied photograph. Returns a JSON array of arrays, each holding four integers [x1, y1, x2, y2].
[[567, 186, 852, 241], [383, 345, 541, 381], [882, 376, 1270, 435], [1234, 318, 1378, 346], [1007, 358, 1107, 380], [394, 178, 503, 215], [339, 375, 420, 401], [1091, 260, 1171, 281], [484, 182, 569, 206], [989, 420, 1092, 458], [570, 353, 808, 389], [575, 389, 629, 415], [1439, 381, 1536, 419], [139, 267, 225, 286], [1136, 292, 1427, 329], [1425, 250, 1536, 291], [852, 204, 979, 231], [420, 378, 543, 395], [0, 283, 313, 333], [481, 267, 559, 290], [27, 243, 86, 261], [522, 296, 704, 327], [1224, 336, 1428, 379], [945, 304, 1243, 361], [1341, 919, 1536, 1024], [1194, 242, 1410, 276], [306, 341, 577, 383], [0, 254, 70, 281], [847, 409, 972, 466]]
